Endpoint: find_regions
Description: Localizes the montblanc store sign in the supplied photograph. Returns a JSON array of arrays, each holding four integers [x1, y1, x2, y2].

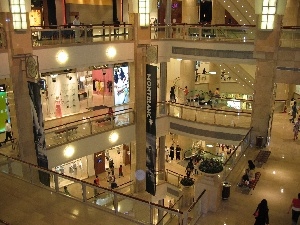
[[145, 64, 157, 196]]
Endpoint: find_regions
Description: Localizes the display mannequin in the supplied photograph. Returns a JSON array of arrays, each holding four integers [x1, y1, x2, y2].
[[55, 96, 62, 118]]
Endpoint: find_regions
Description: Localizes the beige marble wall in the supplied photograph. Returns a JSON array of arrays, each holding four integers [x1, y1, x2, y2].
[[282, 0, 299, 26], [209, 63, 221, 92], [182, 0, 198, 24], [275, 83, 289, 100], [179, 60, 195, 102], [211, 0, 225, 25]]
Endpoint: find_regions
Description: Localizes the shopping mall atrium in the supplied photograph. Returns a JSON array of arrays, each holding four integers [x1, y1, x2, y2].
[[0, 0, 299, 224]]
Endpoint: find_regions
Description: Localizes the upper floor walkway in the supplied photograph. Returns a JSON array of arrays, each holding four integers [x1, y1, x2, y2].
[[1, 24, 300, 82]]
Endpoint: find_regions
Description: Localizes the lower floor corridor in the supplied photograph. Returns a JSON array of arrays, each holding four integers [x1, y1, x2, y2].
[[0, 112, 299, 225]]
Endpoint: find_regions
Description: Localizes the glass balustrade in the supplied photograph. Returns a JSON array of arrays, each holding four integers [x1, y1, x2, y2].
[[280, 28, 300, 48], [186, 190, 206, 225], [150, 25, 256, 42], [30, 24, 134, 47], [0, 25, 294, 49], [45, 109, 134, 148], [222, 128, 252, 180], [0, 153, 185, 224], [161, 102, 252, 128]]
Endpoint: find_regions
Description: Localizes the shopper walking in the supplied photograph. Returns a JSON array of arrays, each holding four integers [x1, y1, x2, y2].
[[287, 193, 300, 225], [93, 175, 100, 197], [293, 117, 300, 140], [175, 145, 181, 160], [94, 175, 100, 186], [290, 101, 298, 123], [118, 165, 124, 177], [169, 144, 175, 160], [73, 15, 81, 42], [253, 199, 269, 225], [4, 119, 13, 143]]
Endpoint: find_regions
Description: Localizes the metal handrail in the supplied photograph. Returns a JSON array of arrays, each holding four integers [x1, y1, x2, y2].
[[156, 195, 183, 225], [223, 127, 252, 166], [45, 107, 133, 131], [187, 189, 206, 212]]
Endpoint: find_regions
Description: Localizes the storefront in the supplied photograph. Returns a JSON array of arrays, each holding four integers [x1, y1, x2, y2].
[[42, 73, 80, 119], [51, 156, 89, 188], [41, 63, 130, 121], [94, 144, 131, 175]]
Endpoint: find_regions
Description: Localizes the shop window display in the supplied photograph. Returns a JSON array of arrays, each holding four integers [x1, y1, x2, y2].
[[113, 66, 129, 105], [52, 158, 87, 188], [44, 73, 80, 119], [92, 68, 113, 96]]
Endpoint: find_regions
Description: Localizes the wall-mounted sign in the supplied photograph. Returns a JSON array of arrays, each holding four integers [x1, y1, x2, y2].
[[0, 84, 6, 92]]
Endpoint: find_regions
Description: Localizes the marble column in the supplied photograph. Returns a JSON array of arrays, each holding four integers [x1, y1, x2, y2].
[[211, 0, 225, 25], [182, 0, 198, 24], [0, 12, 36, 164], [159, 62, 167, 114], [251, 15, 283, 145], [283, 0, 299, 26], [128, 13, 148, 193], [158, 136, 166, 180]]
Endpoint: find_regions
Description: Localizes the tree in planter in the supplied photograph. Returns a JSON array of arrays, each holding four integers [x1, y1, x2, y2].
[[199, 158, 223, 174]]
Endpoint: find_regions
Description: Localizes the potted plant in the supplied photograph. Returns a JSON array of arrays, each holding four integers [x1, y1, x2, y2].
[[180, 176, 194, 186], [199, 158, 223, 174]]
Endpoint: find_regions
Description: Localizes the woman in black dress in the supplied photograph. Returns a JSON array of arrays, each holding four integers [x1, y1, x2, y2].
[[254, 199, 269, 225]]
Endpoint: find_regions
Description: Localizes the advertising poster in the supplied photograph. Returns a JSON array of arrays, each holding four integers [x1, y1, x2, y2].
[[28, 82, 50, 186], [145, 64, 157, 196], [0, 84, 9, 133], [113, 65, 129, 105]]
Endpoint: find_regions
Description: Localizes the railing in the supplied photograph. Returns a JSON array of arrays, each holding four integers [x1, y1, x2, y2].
[[45, 108, 134, 148], [30, 23, 134, 47], [157, 102, 252, 128], [222, 127, 252, 180], [280, 27, 300, 48], [186, 189, 206, 225], [114, 179, 134, 194], [150, 24, 256, 42], [0, 152, 185, 225], [165, 169, 193, 187], [0, 27, 6, 49], [156, 195, 183, 225]]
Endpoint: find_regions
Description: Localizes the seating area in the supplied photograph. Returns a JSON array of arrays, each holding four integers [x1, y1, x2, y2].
[[247, 172, 261, 190], [254, 150, 271, 164]]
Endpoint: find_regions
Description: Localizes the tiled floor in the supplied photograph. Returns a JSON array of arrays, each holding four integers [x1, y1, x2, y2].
[[0, 111, 299, 224], [196, 112, 300, 225]]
